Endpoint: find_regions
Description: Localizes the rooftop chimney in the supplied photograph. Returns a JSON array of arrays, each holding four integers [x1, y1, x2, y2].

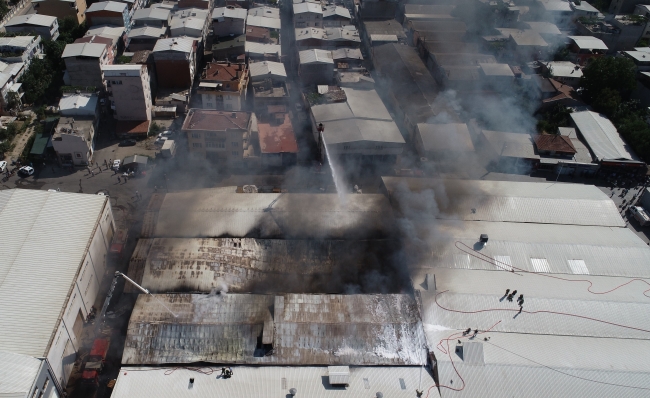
[[188, 378, 194, 389], [232, 112, 237, 118]]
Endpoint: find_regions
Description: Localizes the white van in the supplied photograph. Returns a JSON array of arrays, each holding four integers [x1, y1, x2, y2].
[[629, 206, 650, 226]]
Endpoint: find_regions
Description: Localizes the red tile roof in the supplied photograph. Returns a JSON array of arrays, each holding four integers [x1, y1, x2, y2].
[[117, 120, 150, 134], [257, 114, 298, 154], [533, 134, 577, 154], [182, 109, 250, 130], [202, 61, 246, 82]]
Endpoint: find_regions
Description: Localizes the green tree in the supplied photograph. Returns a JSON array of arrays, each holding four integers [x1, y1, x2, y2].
[[580, 57, 637, 103], [19, 58, 53, 104], [592, 87, 621, 116], [0, 1, 9, 20]]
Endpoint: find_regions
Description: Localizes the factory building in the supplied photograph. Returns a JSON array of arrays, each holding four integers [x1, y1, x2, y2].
[[0, 189, 115, 393]]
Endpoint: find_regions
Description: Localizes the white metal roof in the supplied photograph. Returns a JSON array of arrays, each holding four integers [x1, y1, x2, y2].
[[85, 25, 125, 41], [0, 36, 36, 49], [298, 48, 333, 64], [58, 94, 98, 115], [133, 7, 171, 21], [0, 351, 42, 397], [417, 123, 475, 152], [570, 111, 640, 161], [153, 37, 195, 53], [245, 42, 281, 57], [0, 189, 107, 357], [247, 6, 280, 19], [381, 177, 625, 227], [323, 5, 351, 19], [545, 61, 582, 78], [569, 35, 608, 50], [112, 366, 441, 398], [128, 26, 167, 38], [249, 60, 286, 78], [320, 118, 405, 145], [103, 64, 144, 76], [331, 47, 362, 60], [212, 6, 248, 20], [170, 17, 205, 34], [246, 15, 281, 30], [86, 0, 127, 13], [61, 42, 106, 58], [5, 14, 56, 27], [625, 50, 650, 63], [293, 2, 322, 14], [479, 63, 514, 77]]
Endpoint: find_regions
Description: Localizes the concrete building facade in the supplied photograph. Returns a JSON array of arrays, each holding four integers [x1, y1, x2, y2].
[[51, 116, 96, 166], [152, 37, 197, 90], [103, 64, 152, 121], [4, 14, 59, 40], [62, 42, 112, 88], [212, 6, 247, 37], [32, 0, 87, 23], [197, 61, 248, 111], [85, 1, 130, 27]]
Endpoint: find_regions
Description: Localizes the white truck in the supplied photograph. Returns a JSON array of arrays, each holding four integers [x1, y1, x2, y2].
[[629, 206, 650, 226], [161, 140, 176, 159]]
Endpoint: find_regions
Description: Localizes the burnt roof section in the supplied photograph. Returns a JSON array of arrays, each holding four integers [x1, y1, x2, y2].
[[362, 19, 407, 40], [122, 293, 426, 365], [257, 114, 297, 154], [130, 50, 152, 64], [182, 109, 251, 131], [534, 134, 577, 154], [141, 190, 395, 239]]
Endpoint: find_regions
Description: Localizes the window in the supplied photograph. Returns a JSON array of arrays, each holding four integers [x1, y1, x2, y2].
[[232, 142, 238, 147], [375, 145, 383, 150], [530, 258, 550, 273], [192, 133, 201, 138], [206, 132, 217, 138], [493, 256, 513, 272], [568, 259, 589, 275], [31, 388, 39, 398], [75, 153, 82, 158], [206, 142, 224, 148], [42, 378, 49, 392], [193, 143, 203, 148], [84, 274, 93, 295], [231, 151, 238, 156], [343, 145, 350, 150]]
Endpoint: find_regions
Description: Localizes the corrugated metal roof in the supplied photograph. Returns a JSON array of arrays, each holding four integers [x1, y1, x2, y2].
[[111, 366, 441, 398], [5, 14, 56, 27], [153, 37, 195, 53], [298, 48, 333, 64], [413, 220, 650, 278], [170, 17, 205, 33], [418, 123, 474, 152], [381, 178, 625, 227], [569, 35, 608, 50], [128, 26, 167, 39], [247, 6, 280, 19], [246, 15, 281, 30], [127, 238, 394, 293], [249, 61, 286, 78], [85, 25, 125, 41], [293, 2, 322, 14], [0, 189, 107, 357], [144, 191, 394, 239], [570, 111, 640, 162], [0, 351, 42, 396], [62, 43, 106, 58], [212, 6, 248, 20], [58, 94, 98, 115], [123, 294, 427, 366], [245, 42, 281, 57], [0, 36, 36, 49], [133, 7, 170, 20], [86, 0, 127, 13]]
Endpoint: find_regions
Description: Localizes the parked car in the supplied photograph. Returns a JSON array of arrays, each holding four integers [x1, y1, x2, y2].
[[158, 130, 174, 138], [113, 159, 121, 170], [18, 166, 34, 176], [154, 136, 168, 146], [629, 206, 650, 226], [0, 161, 6, 172], [119, 139, 137, 147]]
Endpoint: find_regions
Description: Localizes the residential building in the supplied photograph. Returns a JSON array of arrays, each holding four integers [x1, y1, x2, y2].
[[114, 0, 144, 17], [170, 8, 209, 41], [533, 133, 577, 158], [248, 6, 279, 19], [132, 7, 172, 28], [293, 2, 322, 28], [478, 129, 541, 173], [182, 108, 257, 166], [536, 77, 585, 112], [255, 113, 298, 168], [427, 52, 497, 91], [178, 0, 212, 9], [610, 15, 647, 50], [249, 60, 286, 82], [399, 4, 455, 24], [103, 64, 152, 122], [332, 47, 363, 67], [74, 34, 115, 62], [415, 123, 475, 161], [58, 92, 99, 118], [152, 37, 197, 90], [246, 15, 281, 33], [197, 61, 249, 111], [310, 87, 405, 164], [4, 14, 59, 40], [127, 26, 167, 51], [610, 0, 648, 14], [323, 5, 351, 27], [295, 26, 361, 49], [52, 116, 97, 165], [0, 189, 115, 391], [251, 80, 289, 120], [211, 34, 245, 61], [299, 48, 334, 85], [0, 62, 25, 110], [62, 42, 112, 88], [85, 25, 127, 53], [212, 6, 247, 37], [540, 61, 583, 87], [31, 0, 87, 23], [245, 41, 281, 61], [85, 1, 130, 27], [568, 35, 608, 65], [634, 4, 650, 38], [0, 36, 42, 65]]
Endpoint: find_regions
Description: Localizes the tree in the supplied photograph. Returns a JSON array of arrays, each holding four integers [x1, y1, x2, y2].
[[19, 58, 53, 104], [580, 57, 637, 103], [592, 87, 621, 116]]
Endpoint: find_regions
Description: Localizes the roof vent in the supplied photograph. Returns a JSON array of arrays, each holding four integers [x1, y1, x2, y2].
[[188, 378, 194, 389], [328, 366, 350, 385], [455, 341, 485, 365], [480, 234, 488, 244], [376, 393, 383, 398], [289, 388, 297, 396], [232, 112, 237, 118]]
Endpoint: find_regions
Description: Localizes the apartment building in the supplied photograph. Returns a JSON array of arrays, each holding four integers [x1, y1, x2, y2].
[[32, 0, 87, 23], [85, 1, 130, 27], [103, 64, 152, 121], [0, 36, 42, 65], [293, 2, 323, 28], [4, 14, 59, 40], [62, 41, 113, 88], [152, 37, 197, 89], [197, 61, 248, 111], [212, 6, 247, 37]]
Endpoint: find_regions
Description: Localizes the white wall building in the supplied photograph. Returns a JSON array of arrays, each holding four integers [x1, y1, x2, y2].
[[103, 64, 152, 121], [0, 189, 116, 393], [0, 36, 42, 65]]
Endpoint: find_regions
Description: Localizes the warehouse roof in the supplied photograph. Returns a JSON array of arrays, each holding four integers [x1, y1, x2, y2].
[[123, 293, 427, 365], [0, 351, 42, 397], [5, 13, 56, 27], [142, 190, 395, 239], [0, 189, 108, 357], [570, 111, 640, 162], [86, 1, 127, 13], [481, 130, 539, 159], [412, 219, 650, 278], [380, 177, 625, 227], [126, 238, 395, 293], [311, 87, 392, 122], [417, 123, 474, 152], [112, 366, 441, 398]]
